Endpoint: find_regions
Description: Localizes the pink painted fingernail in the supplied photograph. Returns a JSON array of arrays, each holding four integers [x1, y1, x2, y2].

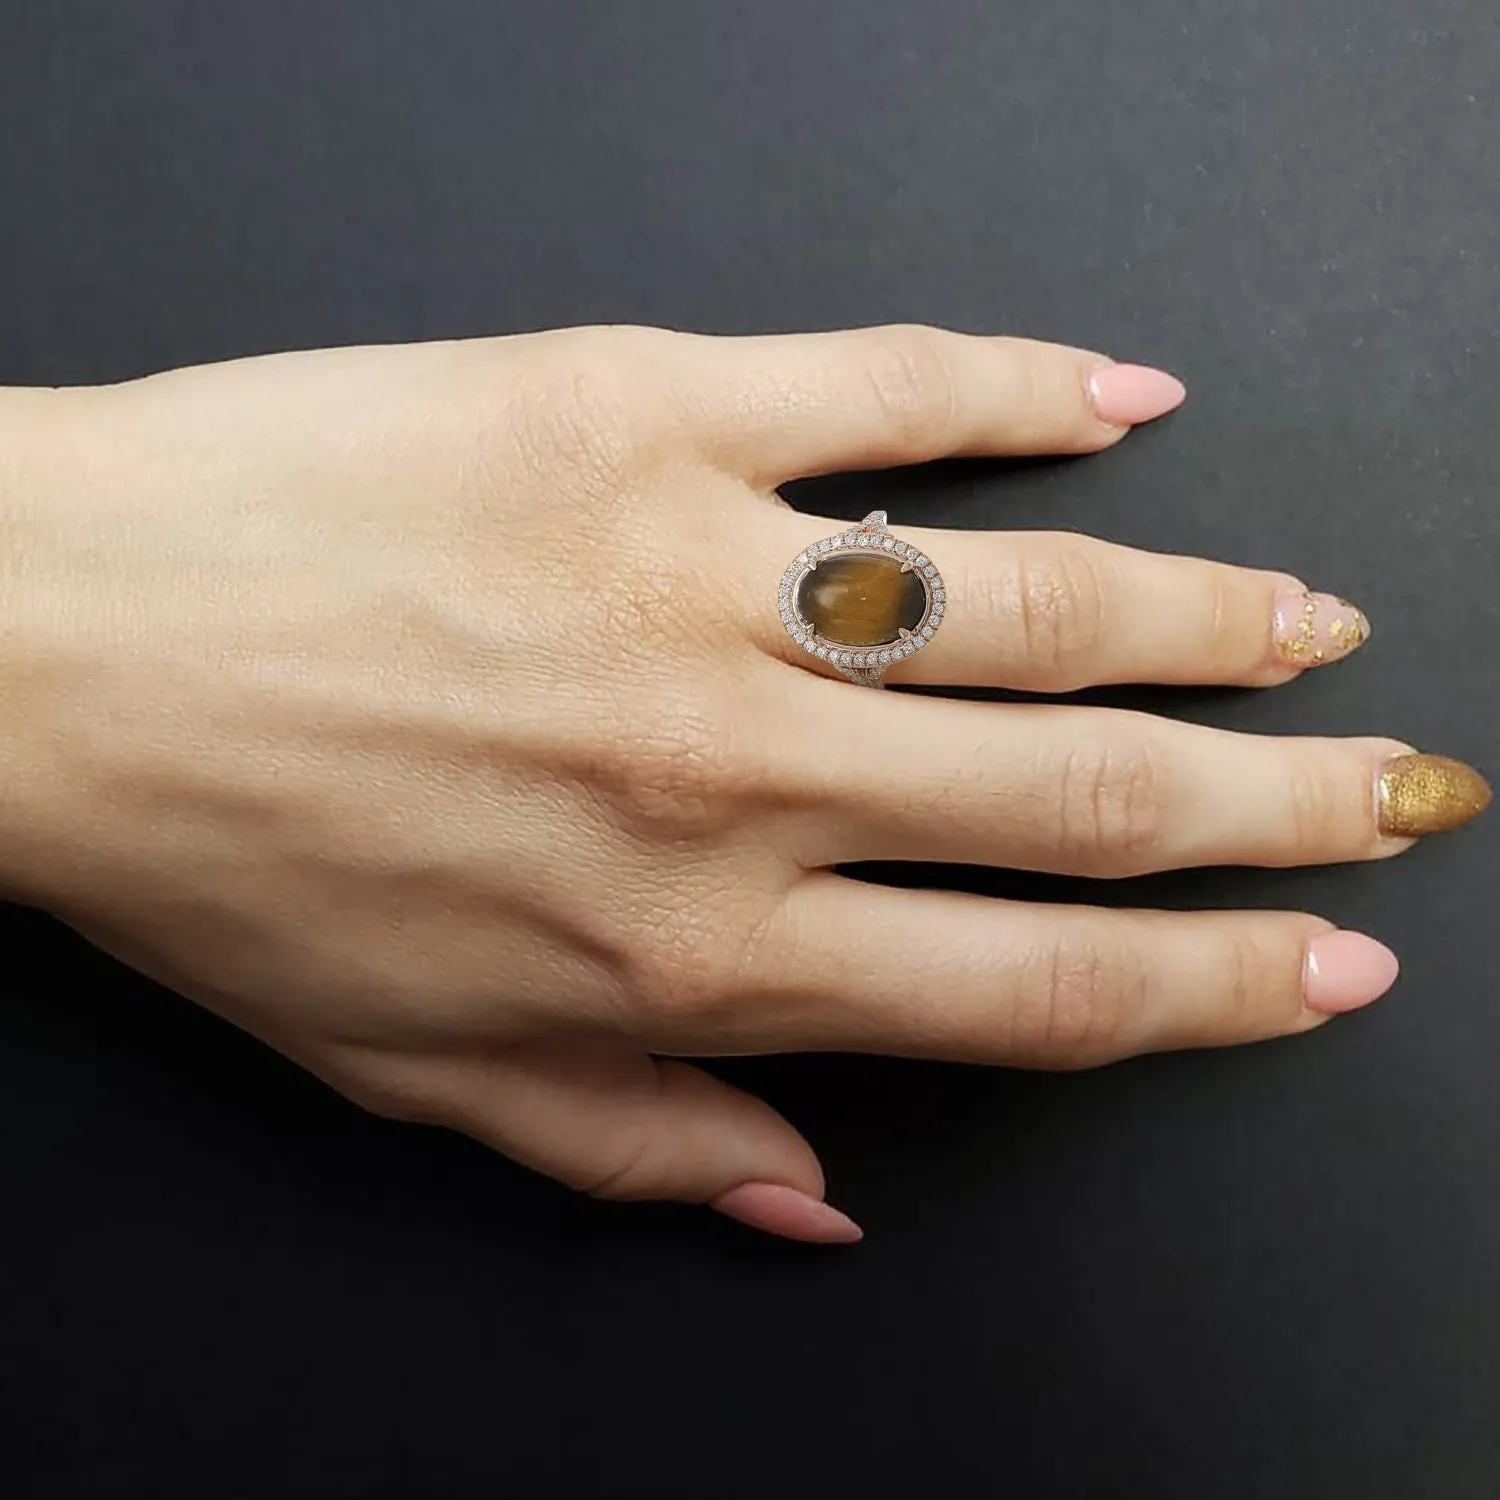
[[711, 1182, 864, 1244], [1087, 364, 1187, 426], [1304, 931, 1400, 1015], [1274, 588, 1371, 668]]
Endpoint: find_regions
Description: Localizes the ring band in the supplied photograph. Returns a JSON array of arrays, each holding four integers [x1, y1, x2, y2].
[[778, 510, 947, 688]]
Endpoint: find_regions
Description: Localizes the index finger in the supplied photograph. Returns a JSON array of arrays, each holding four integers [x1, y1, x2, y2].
[[667, 324, 1186, 484]]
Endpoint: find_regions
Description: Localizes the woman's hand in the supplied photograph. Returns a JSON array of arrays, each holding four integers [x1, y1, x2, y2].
[[1, 326, 1487, 1242]]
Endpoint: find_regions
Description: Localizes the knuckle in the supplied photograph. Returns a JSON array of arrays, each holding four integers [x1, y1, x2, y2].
[[580, 1127, 659, 1202], [1015, 936, 1147, 1066], [610, 885, 784, 1039], [1219, 929, 1269, 1035], [1013, 545, 1107, 681], [861, 325, 959, 446], [1285, 752, 1363, 853], [512, 329, 679, 478], [1203, 568, 1242, 665], [599, 694, 767, 840], [530, 357, 636, 471], [1005, 346, 1051, 431], [615, 907, 753, 1032], [1056, 734, 1167, 872]]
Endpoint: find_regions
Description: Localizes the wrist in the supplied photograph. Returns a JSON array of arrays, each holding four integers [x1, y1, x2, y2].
[[0, 387, 101, 907]]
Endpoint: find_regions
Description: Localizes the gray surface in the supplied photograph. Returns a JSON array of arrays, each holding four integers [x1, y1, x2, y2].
[[1, 3, 1497, 1496]]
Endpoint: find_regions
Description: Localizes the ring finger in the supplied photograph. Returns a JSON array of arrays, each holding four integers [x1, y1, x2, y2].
[[765, 515, 1370, 691]]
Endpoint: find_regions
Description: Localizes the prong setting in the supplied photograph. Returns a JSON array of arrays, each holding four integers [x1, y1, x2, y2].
[[778, 511, 945, 686]]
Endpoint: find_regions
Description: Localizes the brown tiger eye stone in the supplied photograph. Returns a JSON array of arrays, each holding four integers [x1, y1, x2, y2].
[[796, 553, 927, 647]]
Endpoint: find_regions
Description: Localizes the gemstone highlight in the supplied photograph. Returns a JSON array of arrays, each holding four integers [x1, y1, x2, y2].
[[795, 553, 927, 648]]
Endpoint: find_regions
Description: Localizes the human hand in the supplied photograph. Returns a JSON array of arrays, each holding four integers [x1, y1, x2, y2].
[[1, 326, 1487, 1242]]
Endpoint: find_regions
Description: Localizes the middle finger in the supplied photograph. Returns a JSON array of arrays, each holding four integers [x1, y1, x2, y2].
[[788, 688, 1489, 874]]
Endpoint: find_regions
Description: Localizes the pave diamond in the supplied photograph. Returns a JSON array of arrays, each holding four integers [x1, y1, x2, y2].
[[921, 625, 935, 638]]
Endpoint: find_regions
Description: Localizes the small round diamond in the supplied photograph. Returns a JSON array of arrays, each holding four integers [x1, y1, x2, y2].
[[878, 650, 892, 664], [933, 588, 945, 602], [915, 555, 928, 567], [816, 646, 828, 659], [881, 537, 895, 549], [802, 639, 816, 653], [921, 625, 935, 639]]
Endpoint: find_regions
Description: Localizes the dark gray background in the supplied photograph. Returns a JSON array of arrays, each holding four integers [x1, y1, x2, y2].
[[2, 2, 1497, 1496]]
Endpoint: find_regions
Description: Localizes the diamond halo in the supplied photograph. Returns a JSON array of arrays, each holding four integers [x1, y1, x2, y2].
[[777, 510, 946, 688]]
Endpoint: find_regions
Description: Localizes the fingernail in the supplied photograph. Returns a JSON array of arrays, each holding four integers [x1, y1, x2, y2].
[[711, 1182, 864, 1244], [1274, 588, 1371, 668], [1377, 753, 1493, 838], [1087, 364, 1187, 426], [1304, 930, 1400, 1014]]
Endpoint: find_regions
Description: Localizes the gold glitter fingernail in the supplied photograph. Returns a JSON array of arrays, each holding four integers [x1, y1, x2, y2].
[[1273, 588, 1371, 667], [1378, 754, 1493, 838]]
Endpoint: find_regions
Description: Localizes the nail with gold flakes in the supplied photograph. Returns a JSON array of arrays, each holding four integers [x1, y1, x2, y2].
[[1274, 588, 1371, 667], [1378, 753, 1493, 839]]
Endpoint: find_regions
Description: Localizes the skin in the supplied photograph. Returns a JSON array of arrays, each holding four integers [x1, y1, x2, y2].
[[0, 325, 1424, 1241]]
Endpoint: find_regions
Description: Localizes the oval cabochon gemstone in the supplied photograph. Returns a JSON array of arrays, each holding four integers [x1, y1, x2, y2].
[[795, 552, 927, 647]]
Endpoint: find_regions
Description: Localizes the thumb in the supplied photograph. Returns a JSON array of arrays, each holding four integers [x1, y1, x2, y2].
[[444, 1041, 862, 1245]]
